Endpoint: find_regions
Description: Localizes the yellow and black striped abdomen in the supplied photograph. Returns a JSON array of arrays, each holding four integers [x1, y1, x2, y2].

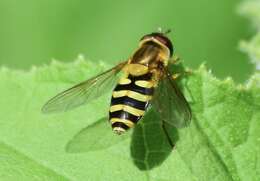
[[109, 73, 154, 134]]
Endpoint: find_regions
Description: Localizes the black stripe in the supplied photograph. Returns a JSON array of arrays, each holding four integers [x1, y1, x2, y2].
[[109, 110, 140, 123], [114, 72, 154, 95], [114, 84, 153, 95], [112, 122, 130, 130], [128, 73, 152, 81], [111, 96, 147, 110]]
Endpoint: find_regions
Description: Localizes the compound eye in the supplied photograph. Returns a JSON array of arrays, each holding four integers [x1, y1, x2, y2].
[[154, 35, 173, 57], [140, 33, 174, 57], [140, 34, 150, 41]]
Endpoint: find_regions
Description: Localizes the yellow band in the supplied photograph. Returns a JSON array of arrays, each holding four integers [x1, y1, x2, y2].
[[135, 80, 154, 88], [118, 78, 131, 85], [110, 118, 134, 128], [110, 104, 145, 116], [112, 90, 152, 102]]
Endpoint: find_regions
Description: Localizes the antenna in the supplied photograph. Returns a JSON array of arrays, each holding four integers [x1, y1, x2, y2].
[[164, 29, 171, 34]]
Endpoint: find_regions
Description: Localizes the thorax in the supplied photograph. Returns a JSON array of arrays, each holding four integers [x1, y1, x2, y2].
[[123, 41, 169, 84]]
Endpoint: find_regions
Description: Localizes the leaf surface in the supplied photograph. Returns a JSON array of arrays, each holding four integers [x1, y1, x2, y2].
[[0, 58, 259, 181]]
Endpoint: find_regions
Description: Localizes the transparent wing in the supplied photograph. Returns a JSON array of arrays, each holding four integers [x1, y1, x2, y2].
[[152, 66, 192, 128], [42, 61, 127, 114], [66, 117, 130, 153]]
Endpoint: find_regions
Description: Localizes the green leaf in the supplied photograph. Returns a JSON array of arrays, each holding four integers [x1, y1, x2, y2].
[[0, 141, 69, 181], [0, 57, 259, 181]]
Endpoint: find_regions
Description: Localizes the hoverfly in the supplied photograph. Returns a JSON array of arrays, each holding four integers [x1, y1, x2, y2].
[[42, 30, 192, 147]]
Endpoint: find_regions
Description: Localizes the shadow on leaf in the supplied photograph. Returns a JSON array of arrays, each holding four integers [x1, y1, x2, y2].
[[66, 117, 130, 153], [66, 109, 179, 170], [131, 107, 179, 170]]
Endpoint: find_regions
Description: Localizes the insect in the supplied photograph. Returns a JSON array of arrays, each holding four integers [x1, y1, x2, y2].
[[42, 30, 192, 147]]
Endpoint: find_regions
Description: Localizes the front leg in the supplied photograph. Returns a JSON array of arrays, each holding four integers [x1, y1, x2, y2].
[[172, 69, 193, 80], [169, 55, 181, 65]]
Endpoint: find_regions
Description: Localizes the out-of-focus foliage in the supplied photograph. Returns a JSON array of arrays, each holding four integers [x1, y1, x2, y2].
[[240, 0, 260, 70], [0, 0, 253, 81]]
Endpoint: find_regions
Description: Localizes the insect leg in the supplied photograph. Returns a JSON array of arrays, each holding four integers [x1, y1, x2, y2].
[[169, 55, 181, 64], [171, 67, 193, 80], [172, 73, 181, 80]]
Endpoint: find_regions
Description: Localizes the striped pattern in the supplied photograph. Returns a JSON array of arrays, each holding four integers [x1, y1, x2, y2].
[[109, 72, 154, 134]]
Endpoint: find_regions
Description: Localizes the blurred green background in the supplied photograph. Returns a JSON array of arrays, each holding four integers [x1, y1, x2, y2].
[[0, 0, 253, 82]]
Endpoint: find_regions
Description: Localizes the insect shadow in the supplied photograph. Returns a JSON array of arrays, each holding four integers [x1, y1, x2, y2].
[[130, 107, 179, 170], [66, 117, 130, 153], [66, 108, 179, 170]]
